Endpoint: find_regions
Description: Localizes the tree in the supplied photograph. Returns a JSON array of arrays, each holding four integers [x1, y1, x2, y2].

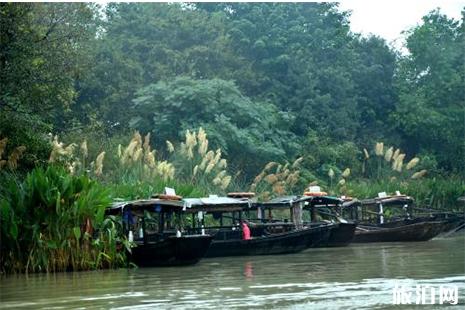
[[0, 3, 99, 166], [75, 3, 237, 129], [1, 3, 98, 119], [130, 77, 299, 175], [393, 10, 464, 173], [351, 36, 398, 143], [209, 3, 362, 141]]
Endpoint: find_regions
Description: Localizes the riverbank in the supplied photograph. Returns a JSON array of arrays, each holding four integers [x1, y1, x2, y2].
[[1, 163, 464, 274]]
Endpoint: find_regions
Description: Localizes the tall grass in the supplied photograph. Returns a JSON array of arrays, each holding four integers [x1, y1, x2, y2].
[[167, 128, 233, 194], [109, 179, 206, 201], [362, 141, 423, 180], [0, 137, 26, 171], [249, 158, 303, 200], [51, 129, 232, 196]]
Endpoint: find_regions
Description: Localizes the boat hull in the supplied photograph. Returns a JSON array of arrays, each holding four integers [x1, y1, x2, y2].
[[129, 235, 213, 266], [353, 221, 445, 243], [316, 222, 356, 247], [205, 224, 335, 257], [379, 216, 465, 236]]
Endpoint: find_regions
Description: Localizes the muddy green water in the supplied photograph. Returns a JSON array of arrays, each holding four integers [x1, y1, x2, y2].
[[1, 235, 464, 309]]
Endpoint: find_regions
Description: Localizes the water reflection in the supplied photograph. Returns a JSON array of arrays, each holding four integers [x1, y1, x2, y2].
[[1, 235, 464, 309], [244, 262, 254, 280]]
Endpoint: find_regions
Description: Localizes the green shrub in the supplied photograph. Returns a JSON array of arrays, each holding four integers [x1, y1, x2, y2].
[[0, 166, 126, 274]]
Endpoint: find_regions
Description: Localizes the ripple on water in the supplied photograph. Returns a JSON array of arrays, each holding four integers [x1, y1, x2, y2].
[[0, 235, 464, 309]]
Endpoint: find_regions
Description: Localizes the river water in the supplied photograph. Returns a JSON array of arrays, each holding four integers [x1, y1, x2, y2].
[[1, 235, 464, 309]]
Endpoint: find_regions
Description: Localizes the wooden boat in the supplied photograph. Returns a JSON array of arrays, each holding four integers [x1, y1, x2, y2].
[[206, 224, 335, 257], [258, 195, 357, 247], [252, 196, 344, 248], [183, 197, 337, 257], [389, 197, 465, 235], [341, 195, 446, 242], [374, 196, 465, 236], [376, 214, 464, 236], [341, 195, 416, 224], [128, 234, 213, 266], [320, 222, 357, 246], [106, 199, 213, 267], [300, 195, 357, 247], [353, 221, 445, 243]]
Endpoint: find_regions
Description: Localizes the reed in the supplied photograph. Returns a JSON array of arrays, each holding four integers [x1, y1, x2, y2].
[[250, 158, 302, 200], [341, 168, 351, 178], [168, 128, 233, 193], [111, 131, 176, 183], [0, 137, 8, 158], [108, 178, 206, 201], [411, 169, 427, 179], [384, 147, 393, 162], [406, 157, 420, 170], [375, 142, 384, 156], [0, 137, 26, 171], [361, 141, 426, 181]]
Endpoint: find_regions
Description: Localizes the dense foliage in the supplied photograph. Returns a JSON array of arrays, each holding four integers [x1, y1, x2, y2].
[[0, 3, 464, 273], [394, 12, 465, 173], [0, 166, 126, 273], [131, 78, 298, 173], [2, 3, 463, 179]]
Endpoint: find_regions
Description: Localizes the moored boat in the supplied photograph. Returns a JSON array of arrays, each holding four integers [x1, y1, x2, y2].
[[301, 195, 357, 247], [183, 196, 337, 257], [353, 221, 445, 243], [106, 199, 213, 267], [254, 198, 339, 248], [206, 224, 335, 257], [325, 222, 357, 246], [257, 195, 356, 247], [373, 214, 464, 235], [341, 195, 446, 242]]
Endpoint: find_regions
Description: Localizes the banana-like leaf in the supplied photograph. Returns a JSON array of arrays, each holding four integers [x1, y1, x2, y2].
[[73, 226, 81, 240]]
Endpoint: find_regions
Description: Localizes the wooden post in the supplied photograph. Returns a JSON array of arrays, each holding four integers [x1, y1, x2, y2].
[[379, 203, 384, 224], [159, 211, 164, 233], [142, 216, 147, 245], [258, 207, 265, 223], [192, 213, 195, 231], [293, 202, 303, 229], [311, 206, 317, 222]]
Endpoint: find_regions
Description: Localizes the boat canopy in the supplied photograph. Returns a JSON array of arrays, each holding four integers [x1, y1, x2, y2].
[[254, 195, 342, 210], [106, 197, 252, 215], [105, 199, 185, 215], [305, 196, 343, 208], [254, 195, 301, 209], [183, 197, 251, 212], [360, 195, 414, 207], [342, 199, 361, 209]]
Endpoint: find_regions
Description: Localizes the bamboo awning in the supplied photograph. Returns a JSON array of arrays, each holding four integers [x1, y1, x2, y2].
[[360, 195, 414, 207]]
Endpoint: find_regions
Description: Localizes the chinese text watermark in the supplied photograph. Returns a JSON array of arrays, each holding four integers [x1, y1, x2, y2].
[[393, 283, 459, 305]]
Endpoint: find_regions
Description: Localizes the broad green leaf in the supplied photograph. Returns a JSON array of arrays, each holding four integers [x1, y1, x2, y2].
[[73, 227, 81, 240]]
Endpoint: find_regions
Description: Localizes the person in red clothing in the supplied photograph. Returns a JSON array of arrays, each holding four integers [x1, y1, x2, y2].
[[241, 221, 251, 240]]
